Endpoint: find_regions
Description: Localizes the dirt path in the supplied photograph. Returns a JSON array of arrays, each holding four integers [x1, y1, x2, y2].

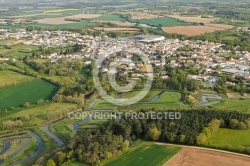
[[155, 143, 250, 166]]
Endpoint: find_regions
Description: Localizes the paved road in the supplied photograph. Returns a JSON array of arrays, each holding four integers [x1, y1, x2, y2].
[[10, 130, 44, 166], [42, 124, 65, 148], [0, 140, 10, 155]]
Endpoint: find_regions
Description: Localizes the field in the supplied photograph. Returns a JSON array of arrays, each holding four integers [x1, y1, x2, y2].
[[94, 27, 139, 32], [166, 15, 216, 24], [0, 80, 58, 110], [0, 44, 40, 58], [29, 21, 92, 29], [92, 91, 186, 110], [131, 13, 160, 20], [165, 147, 250, 166], [211, 98, 250, 112], [43, 9, 77, 14], [35, 14, 102, 25], [162, 25, 233, 36], [105, 142, 181, 166], [133, 17, 187, 27], [206, 128, 250, 150], [0, 71, 34, 88], [91, 15, 123, 21]]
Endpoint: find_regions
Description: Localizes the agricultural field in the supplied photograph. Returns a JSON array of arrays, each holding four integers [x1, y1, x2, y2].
[[94, 27, 139, 32], [133, 17, 187, 27], [162, 25, 233, 36], [105, 142, 181, 166], [91, 15, 123, 21], [206, 128, 250, 150], [0, 80, 58, 110], [0, 71, 34, 88], [166, 15, 216, 24], [43, 9, 77, 14], [131, 13, 160, 20], [35, 14, 101, 25], [165, 147, 250, 166]]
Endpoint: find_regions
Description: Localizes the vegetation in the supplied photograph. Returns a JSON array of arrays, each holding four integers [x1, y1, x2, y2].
[[0, 80, 58, 110], [106, 142, 181, 166]]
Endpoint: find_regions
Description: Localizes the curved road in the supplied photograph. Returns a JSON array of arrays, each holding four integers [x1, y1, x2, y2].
[[42, 124, 65, 148], [0, 140, 10, 155], [10, 130, 44, 166]]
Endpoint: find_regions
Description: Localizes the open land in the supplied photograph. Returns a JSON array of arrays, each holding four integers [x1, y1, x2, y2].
[[106, 142, 181, 166], [164, 147, 250, 166]]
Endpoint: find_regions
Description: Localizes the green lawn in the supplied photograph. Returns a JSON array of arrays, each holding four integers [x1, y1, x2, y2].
[[0, 71, 34, 88], [133, 17, 187, 27], [0, 80, 58, 110], [155, 92, 181, 103], [207, 128, 250, 149], [105, 142, 181, 166]]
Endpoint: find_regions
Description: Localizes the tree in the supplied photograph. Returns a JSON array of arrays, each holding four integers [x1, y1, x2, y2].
[[196, 133, 207, 145], [237, 122, 247, 130], [229, 119, 239, 129], [45, 159, 56, 166], [146, 126, 161, 141], [23, 102, 30, 108]]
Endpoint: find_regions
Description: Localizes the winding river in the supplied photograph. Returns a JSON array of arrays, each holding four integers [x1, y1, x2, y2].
[[72, 116, 92, 132]]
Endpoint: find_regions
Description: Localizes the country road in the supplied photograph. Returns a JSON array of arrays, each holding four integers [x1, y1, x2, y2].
[[42, 124, 65, 148]]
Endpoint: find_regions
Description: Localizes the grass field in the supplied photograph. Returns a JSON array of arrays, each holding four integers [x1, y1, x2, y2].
[[0, 80, 58, 110], [211, 98, 250, 112], [133, 17, 187, 27], [29, 20, 92, 29], [206, 128, 250, 149], [155, 92, 181, 103], [92, 91, 185, 110], [0, 71, 34, 88], [91, 15, 123, 21], [105, 142, 181, 166], [0, 44, 40, 58]]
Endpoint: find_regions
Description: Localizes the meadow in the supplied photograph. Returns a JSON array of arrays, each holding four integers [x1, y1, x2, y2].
[[92, 91, 186, 110], [0, 44, 40, 58], [133, 17, 187, 27], [211, 98, 250, 112], [206, 128, 250, 149], [0, 71, 34, 88], [105, 142, 181, 166], [91, 15, 123, 21], [0, 80, 58, 110]]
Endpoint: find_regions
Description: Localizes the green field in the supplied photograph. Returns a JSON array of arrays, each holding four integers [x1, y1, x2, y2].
[[0, 44, 40, 58], [0, 80, 58, 110], [29, 20, 92, 29], [91, 15, 123, 21], [155, 91, 181, 103], [0, 71, 34, 88], [206, 128, 250, 150], [105, 142, 181, 166], [133, 17, 187, 27], [211, 98, 250, 112], [92, 91, 186, 110]]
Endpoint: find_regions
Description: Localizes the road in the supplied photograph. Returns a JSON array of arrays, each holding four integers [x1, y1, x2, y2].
[[10, 130, 44, 166], [0, 140, 10, 155], [42, 124, 65, 148]]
